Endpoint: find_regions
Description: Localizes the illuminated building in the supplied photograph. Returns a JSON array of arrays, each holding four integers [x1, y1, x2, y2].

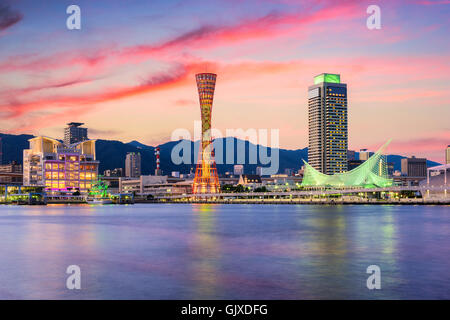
[[192, 73, 220, 194], [23, 136, 99, 193], [308, 73, 348, 175], [64, 122, 88, 145], [125, 152, 141, 177], [301, 140, 393, 188]]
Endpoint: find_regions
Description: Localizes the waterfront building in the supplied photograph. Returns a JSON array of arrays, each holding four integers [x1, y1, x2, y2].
[[301, 140, 393, 188], [233, 165, 244, 176], [0, 161, 23, 184], [125, 152, 141, 178], [64, 122, 88, 146], [0, 161, 22, 174], [422, 163, 449, 198], [192, 73, 220, 194], [401, 156, 427, 177], [102, 176, 120, 194], [308, 73, 348, 175], [119, 175, 190, 197], [23, 136, 99, 193], [264, 175, 303, 192]]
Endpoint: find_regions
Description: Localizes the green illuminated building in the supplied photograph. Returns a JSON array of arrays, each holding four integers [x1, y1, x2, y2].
[[301, 140, 393, 188], [314, 73, 341, 85], [308, 73, 348, 175]]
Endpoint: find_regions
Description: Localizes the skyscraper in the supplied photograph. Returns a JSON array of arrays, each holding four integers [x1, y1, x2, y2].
[[125, 152, 141, 178], [192, 73, 220, 194], [308, 73, 348, 174], [64, 122, 88, 145]]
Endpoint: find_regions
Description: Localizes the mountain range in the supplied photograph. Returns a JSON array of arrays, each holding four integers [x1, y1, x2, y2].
[[0, 133, 441, 175]]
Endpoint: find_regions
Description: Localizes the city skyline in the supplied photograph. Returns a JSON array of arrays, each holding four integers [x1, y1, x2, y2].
[[0, 0, 449, 163]]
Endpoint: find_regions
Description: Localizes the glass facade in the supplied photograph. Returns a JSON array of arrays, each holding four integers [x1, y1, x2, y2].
[[308, 74, 348, 175]]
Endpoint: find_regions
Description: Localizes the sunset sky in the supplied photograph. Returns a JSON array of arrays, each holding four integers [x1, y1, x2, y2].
[[0, 0, 449, 162]]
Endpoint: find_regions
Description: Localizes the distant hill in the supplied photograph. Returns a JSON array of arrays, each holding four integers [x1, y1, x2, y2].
[[0, 133, 441, 174], [0, 133, 34, 164]]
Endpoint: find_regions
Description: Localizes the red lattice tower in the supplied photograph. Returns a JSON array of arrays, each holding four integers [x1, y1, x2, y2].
[[192, 73, 220, 194]]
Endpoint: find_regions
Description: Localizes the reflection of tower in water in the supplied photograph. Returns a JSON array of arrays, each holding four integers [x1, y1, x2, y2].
[[192, 73, 220, 194], [191, 204, 221, 298]]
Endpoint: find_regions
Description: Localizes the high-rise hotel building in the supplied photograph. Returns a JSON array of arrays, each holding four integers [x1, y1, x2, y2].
[[64, 122, 88, 146], [23, 137, 99, 193], [308, 73, 348, 175]]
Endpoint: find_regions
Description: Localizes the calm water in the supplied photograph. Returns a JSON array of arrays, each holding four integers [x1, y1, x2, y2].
[[0, 203, 449, 299]]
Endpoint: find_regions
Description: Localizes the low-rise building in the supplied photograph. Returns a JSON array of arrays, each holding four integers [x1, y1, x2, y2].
[[421, 163, 449, 199], [23, 136, 99, 193], [263, 174, 303, 191], [119, 175, 191, 197], [0, 161, 23, 184]]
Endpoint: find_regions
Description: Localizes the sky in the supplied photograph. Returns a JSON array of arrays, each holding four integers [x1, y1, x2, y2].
[[0, 0, 449, 162]]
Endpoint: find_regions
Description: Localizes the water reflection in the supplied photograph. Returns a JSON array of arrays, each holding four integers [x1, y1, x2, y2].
[[190, 204, 221, 298], [0, 204, 449, 299]]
